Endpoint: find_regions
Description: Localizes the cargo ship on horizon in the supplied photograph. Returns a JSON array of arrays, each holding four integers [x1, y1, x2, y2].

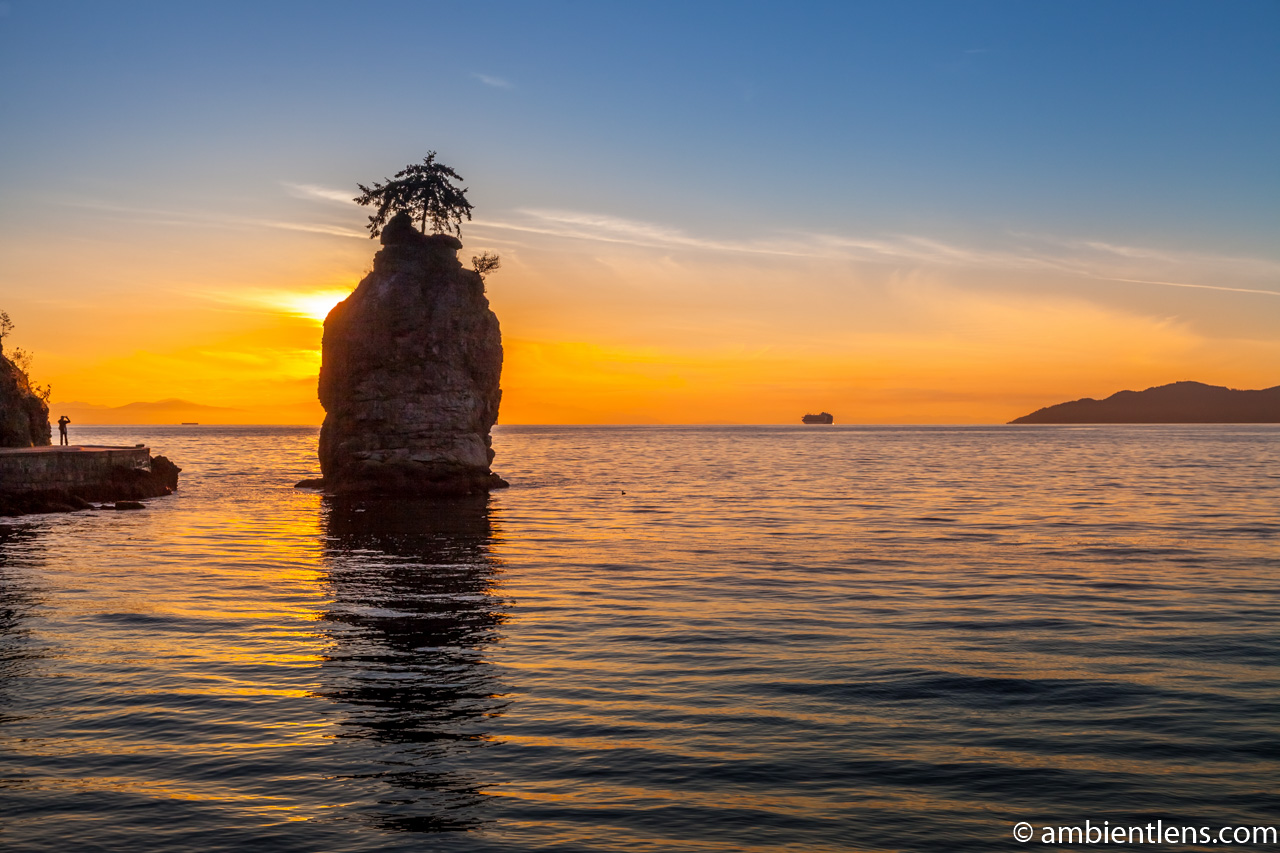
[[802, 412, 835, 424]]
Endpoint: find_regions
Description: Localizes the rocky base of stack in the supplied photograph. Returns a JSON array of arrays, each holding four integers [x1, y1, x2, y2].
[[295, 468, 507, 496]]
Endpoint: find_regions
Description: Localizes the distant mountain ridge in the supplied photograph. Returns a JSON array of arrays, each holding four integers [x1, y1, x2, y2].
[[1010, 381, 1280, 424], [63, 398, 245, 414], [51, 399, 246, 425], [47, 397, 324, 425]]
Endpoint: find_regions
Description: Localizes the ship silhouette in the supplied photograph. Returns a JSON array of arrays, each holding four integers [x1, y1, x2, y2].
[[802, 412, 834, 424]]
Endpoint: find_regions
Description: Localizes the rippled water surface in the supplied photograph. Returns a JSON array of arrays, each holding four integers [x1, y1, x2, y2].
[[0, 425, 1276, 851]]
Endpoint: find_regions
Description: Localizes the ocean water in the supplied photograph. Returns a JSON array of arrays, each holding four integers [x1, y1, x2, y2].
[[0, 424, 1276, 852]]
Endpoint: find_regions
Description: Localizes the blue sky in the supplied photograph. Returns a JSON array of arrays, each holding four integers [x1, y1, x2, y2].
[[4, 1, 1276, 238], [1, 0, 1277, 421]]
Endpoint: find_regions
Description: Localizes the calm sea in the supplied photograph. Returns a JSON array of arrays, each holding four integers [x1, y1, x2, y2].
[[0, 425, 1276, 852]]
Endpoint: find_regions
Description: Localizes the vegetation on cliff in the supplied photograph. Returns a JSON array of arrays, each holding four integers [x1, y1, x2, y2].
[[0, 311, 52, 447], [353, 154, 501, 284], [354, 152, 474, 238]]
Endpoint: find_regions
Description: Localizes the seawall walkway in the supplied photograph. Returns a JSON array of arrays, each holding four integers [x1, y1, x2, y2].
[[0, 445, 153, 493]]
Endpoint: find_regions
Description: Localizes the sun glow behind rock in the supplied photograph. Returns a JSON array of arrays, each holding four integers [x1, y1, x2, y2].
[[276, 289, 352, 324]]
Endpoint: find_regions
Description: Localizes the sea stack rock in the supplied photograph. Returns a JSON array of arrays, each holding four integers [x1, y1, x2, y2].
[[318, 212, 505, 495], [0, 352, 51, 447]]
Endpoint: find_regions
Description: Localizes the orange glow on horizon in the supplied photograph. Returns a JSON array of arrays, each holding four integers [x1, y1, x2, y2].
[[14, 221, 1276, 426], [42, 307, 1280, 425]]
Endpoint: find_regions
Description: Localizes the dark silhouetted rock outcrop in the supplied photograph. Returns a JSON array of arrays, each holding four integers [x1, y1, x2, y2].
[[318, 212, 505, 495], [1010, 381, 1280, 424], [0, 449, 181, 517], [0, 352, 51, 447], [150, 454, 181, 490]]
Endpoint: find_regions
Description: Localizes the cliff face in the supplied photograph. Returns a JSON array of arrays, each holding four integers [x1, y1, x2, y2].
[[318, 213, 505, 494], [0, 352, 51, 447], [1010, 381, 1280, 424]]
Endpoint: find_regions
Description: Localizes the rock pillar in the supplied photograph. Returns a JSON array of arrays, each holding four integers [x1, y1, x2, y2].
[[318, 213, 505, 494]]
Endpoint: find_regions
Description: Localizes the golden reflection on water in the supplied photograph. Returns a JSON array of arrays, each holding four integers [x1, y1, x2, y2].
[[0, 425, 1276, 852]]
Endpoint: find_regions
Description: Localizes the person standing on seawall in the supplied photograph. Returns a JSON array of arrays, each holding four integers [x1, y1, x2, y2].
[[57, 415, 70, 446]]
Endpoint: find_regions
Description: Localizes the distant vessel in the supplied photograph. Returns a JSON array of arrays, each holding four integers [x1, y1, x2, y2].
[[802, 412, 834, 424], [180, 422, 199, 425]]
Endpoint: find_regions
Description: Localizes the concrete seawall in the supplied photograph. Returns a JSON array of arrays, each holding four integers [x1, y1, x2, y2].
[[0, 445, 153, 493], [0, 445, 179, 516]]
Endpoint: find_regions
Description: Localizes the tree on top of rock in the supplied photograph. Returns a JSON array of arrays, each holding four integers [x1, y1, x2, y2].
[[354, 152, 474, 238]]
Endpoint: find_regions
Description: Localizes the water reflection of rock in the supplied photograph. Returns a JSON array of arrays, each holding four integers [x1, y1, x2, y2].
[[316, 495, 508, 834]]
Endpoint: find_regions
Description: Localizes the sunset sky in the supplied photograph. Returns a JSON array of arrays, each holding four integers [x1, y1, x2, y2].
[[1, 1, 1276, 423]]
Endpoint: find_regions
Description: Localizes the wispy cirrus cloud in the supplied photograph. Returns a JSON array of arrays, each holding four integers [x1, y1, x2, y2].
[[1073, 238, 1280, 278], [1017, 234, 1280, 295], [1098, 277, 1280, 298], [472, 207, 1280, 299], [55, 196, 365, 239], [808, 233, 1090, 275], [282, 182, 356, 204], [53, 192, 1280, 299], [472, 72, 513, 89], [473, 209, 806, 256], [257, 219, 364, 239]]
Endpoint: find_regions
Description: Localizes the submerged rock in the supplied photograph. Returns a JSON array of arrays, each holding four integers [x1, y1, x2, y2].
[[318, 212, 506, 495]]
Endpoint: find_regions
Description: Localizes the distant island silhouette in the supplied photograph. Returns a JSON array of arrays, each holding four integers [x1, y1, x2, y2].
[[54, 399, 245, 425], [1010, 381, 1280, 424]]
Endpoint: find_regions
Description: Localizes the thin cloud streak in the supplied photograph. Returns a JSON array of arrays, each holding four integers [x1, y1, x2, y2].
[[489, 207, 1059, 269], [1097, 277, 1280, 298], [256, 220, 364, 239], [56, 197, 365, 239], [811, 233, 1090, 276], [474, 209, 808, 256], [283, 182, 356, 204], [55, 195, 1280, 298], [473, 72, 513, 89], [477, 207, 1280, 301], [1015, 232, 1280, 278]]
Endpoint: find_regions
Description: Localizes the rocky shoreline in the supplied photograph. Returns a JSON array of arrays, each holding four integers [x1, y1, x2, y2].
[[0, 450, 180, 517]]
